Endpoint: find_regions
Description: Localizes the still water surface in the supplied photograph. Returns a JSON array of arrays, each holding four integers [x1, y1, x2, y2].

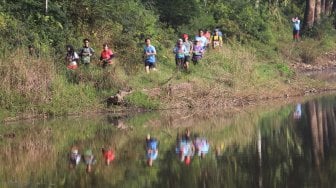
[[1, 95, 336, 187]]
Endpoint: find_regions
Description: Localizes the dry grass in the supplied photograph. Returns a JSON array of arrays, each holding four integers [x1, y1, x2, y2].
[[0, 48, 54, 104]]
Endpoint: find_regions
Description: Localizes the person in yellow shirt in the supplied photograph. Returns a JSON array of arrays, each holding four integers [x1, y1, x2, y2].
[[211, 29, 223, 50]]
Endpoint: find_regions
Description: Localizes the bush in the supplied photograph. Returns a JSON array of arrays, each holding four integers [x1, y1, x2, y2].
[[298, 40, 320, 64], [124, 91, 160, 110], [276, 62, 294, 77]]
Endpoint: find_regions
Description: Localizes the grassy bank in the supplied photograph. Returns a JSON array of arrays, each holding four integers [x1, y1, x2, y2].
[[1, 20, 336, 121]]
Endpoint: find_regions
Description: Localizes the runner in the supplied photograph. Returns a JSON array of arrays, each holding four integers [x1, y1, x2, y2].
[[65, 45, 79, 70], [204, 29, 211, 49], [173, 39, 187, 70], [79, 38, 95, 66], [195, 29, 208, 50], [182, 34, 193, 70], [192, 39, 204, 65], [143, 38, 157, 73], [100, 43, 114, 68], [211, 29, 223, 49]]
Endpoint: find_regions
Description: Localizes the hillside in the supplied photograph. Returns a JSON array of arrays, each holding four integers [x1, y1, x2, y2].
[[1, 0, 336, 121]]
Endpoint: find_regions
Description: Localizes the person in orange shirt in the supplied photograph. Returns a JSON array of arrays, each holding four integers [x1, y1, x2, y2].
[[100, 43, 115, 68], [204, 29, 211, 49]]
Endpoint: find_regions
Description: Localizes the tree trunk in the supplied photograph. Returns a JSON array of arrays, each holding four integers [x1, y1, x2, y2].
[[308, 101, 320, 168], [328, 107, 336, 145], [304, 0, 316, 29], [316, 102, 324, 161], [325, 0, 331, 15], [323, 107, 329, 149], [332, 0, 336, 14], [321, 0, 326, 14], [315, 0, 322, 23]]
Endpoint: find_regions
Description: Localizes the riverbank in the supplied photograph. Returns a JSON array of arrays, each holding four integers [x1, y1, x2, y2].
[[2, 35, 336, 122], [3, 63, 336, 123]]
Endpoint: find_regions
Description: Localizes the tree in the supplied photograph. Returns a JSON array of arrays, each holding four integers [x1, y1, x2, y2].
[[315, 0, 321, 23], [154, 0, 200, 27], [304, 0, 316, 29]]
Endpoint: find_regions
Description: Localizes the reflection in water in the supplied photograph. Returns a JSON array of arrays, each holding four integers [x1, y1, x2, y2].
[[294, 103, 302, 120], [146, 134, 158, 167], [69, 146, 81, 169], [194, 137, 209, 158], [102, 148, 115, 166], [2, 96, 336, 187], [83, 149, 96, 173]]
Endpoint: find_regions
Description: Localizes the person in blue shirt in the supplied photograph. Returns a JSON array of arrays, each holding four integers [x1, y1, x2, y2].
[[143, 38, 157, 73], [173, 39, 187, 70], [292, 17, 300, 42]]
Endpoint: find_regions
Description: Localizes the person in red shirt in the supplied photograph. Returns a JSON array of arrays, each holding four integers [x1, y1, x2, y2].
[[102, 148, 115, 165], [100, 43, 115, 68]]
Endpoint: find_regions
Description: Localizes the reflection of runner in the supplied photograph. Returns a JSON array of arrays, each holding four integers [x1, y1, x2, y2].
[[176, 139, 195, 165], [69, 146, 81, 168], [194, 137, 209, 158], [146, 134, 158, 167], [102, 148, 115, 165], [84, 149, 96, 173], [294, 103, 302, 119]]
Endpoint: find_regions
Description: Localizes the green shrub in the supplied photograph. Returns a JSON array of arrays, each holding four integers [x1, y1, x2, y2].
[[298, 41, 319, 64], [254, 63, 277, 82], [275, 62, 294, 77], [124, 91, 160, 110]]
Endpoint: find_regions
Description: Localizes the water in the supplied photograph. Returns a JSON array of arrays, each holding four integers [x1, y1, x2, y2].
[[1, 95, 336, 187]]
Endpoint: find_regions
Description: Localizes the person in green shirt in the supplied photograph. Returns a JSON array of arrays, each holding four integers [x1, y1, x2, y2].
[[79, 38, 95, 66]]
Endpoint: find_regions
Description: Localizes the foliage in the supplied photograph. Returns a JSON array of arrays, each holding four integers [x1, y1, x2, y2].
[[125, 91, 160, 110], [150, 0, 201, 27]]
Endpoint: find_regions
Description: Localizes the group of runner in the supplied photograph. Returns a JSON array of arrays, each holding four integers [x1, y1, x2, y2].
[[144, 28, 224, 73], [69, 146, 115, 172], [145, 129, 210, 167], [64, 28, 223, 73], [39, 18, 300, 72], [69, 129, 209, 172], [65, 38, 115, 70], [175, 129, 210, 165]]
